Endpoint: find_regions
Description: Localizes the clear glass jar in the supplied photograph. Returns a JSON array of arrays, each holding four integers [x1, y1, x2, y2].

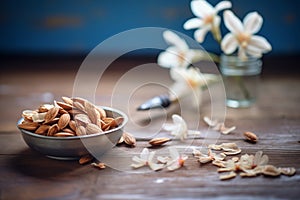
[[219, 54, 262, 108]]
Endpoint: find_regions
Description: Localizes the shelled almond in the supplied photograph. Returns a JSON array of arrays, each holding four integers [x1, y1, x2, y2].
[[18, 96, 124, 137]]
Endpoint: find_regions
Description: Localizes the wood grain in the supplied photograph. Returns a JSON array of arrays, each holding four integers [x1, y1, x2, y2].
[[0, 59, 299, 200]]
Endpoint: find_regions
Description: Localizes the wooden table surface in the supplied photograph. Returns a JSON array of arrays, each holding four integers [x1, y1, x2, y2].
[[1, 57, 300, 200]]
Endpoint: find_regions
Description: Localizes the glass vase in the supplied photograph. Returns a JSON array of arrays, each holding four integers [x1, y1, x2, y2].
[[219, 54, 262, 108]]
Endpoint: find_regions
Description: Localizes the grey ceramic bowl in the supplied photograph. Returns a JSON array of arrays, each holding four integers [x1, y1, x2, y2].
[[17, 106, 128, 160]]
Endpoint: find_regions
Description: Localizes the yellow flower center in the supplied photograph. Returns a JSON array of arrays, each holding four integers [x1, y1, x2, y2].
[[237, 33, 251, 48], [187, 78, 198, 88], [177, 51, 186, 66], [178, 158, 185, 167], [204, 15, 214, 25]]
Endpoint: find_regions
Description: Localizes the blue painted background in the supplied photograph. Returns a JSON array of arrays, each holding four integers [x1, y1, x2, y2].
[[0, 0, 299, 55]]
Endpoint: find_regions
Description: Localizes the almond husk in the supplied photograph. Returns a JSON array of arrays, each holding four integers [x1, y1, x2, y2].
[[79, 154, 94, 164], [122, 132, 136, 147]]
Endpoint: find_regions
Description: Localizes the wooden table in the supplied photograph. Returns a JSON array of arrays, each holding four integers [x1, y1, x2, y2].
[[1, 57, 299, 199]]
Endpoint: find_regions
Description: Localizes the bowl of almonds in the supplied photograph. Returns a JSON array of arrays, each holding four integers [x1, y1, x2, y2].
[[17, 96, 128, 160]]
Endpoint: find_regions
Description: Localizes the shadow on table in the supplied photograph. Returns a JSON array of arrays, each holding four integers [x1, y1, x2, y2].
[[8, 148, 91, 180]]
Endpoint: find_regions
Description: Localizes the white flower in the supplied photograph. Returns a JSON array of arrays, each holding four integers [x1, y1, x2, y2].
[[169, 67, 204, 107], [184, 0, 232, 43], [159, 147, 188, 171], [221, 10, 272, 59], [163, 114, 188, 141], [131, 148, 164, 171], [158, 30, 205, 68], [163, 114, 201, 141]]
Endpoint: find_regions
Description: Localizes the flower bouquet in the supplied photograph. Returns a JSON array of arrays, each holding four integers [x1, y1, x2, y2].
[[138, 0, 272, 110]]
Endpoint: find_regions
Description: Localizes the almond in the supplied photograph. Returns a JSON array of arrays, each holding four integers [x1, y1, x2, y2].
[[96, 106, 106, 119], [86, 123, 102, 134], [103, 117, 124, 130], [62, 96, 73, 105], [76, 126, 86, 136], [85, 101, 100, 124], [73, 101, 85, 112], [68, 109, 85, 115], [47, 124, 59, 136], [149, 137, 171, 146], [69, 120, 76, 131], [35, 124, 50, 135], [122, 132, 136, 147], [58, 113, 70, 130], [72, 97, 87, 106], [74, 114, 91, 126], [62, 128, 76, 135], [54, 132, 75, 137], [44, 107, 59, 123], [56, 101, 74, 110], [43, 117, 59, 125], [244, 131, 258, 143], [18, 122, 40, 131]]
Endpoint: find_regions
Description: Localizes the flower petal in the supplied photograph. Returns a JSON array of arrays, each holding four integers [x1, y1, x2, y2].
[[246, 46, 263, 58], [223, 10, 243, 34], [168, 146, 180, 160], [163, 30, 188, 50], [149, 162, 165, 171], [215, 1, 232, 13], [248, 35, 272, 52], [162, 123, 177, 131], [157, 50, 180, 68], [184, 18, 204, 30], [148, 151, 156, 163], [140, 148, 149, 161], [194, 27, 210, 43], [191, 0, 214, 18], [213, 15, 221, 28], [221, 33, 238, 54], [167, 160, 180, 171], [243, 12, 263, 34]]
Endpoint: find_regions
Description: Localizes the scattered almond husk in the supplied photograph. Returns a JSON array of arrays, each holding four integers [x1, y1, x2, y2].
[[119, 132, 136, 147], [79, 154, 94, 165], [91, 162, 106, 169]]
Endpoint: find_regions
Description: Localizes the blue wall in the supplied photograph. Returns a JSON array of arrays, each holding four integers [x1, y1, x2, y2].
[[0, 0, 299, 55]]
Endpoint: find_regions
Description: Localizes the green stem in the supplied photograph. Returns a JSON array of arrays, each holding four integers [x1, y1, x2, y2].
[[235, 76, 250, 100]]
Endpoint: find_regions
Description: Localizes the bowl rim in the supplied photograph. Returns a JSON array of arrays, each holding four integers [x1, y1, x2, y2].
[[17, 106, 128, 140]]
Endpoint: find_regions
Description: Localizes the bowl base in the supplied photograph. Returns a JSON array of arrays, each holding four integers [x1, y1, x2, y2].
[[46, 155, 79, 160]]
